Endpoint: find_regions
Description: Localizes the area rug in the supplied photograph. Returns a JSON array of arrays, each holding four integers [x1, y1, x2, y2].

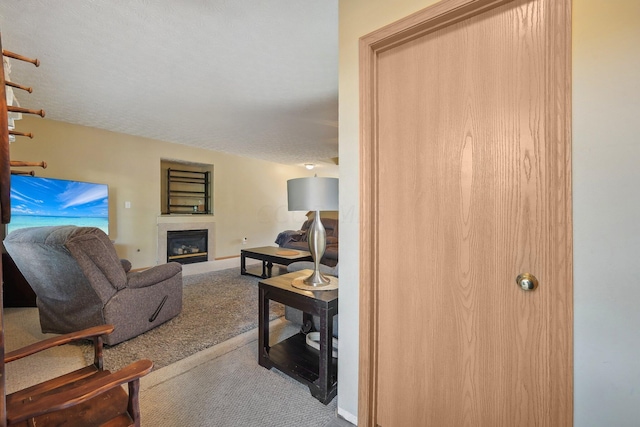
[[80, 267, 284, 372]]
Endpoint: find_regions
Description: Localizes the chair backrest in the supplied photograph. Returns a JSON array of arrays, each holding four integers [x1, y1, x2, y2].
[[63, 227, 128, 292], [3, 226, 123, 334]]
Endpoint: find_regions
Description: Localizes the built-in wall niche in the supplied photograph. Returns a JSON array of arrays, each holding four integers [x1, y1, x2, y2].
[[160, 159, 214, 215]]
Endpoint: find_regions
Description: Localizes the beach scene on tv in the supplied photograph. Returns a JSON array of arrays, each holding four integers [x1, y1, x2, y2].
[[8, 175, 109, 235]]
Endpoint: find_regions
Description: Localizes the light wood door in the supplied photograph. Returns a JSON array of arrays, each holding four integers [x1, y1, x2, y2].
[[359, 0, 572, 425]]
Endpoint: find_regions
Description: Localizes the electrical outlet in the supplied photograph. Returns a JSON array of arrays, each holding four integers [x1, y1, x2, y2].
[[242, 237, 248, 245]]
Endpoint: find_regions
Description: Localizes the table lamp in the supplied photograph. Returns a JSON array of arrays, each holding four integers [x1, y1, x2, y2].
[[287, 176, 339, 290]]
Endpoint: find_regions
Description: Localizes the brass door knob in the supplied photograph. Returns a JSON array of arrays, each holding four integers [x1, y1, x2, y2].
[[516, 273, 539, 291]]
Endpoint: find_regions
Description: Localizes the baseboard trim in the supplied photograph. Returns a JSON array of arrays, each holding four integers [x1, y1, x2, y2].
[[337, 407, 358, 425], [214, 254, 239, 260], [180, 257, 260, 276]]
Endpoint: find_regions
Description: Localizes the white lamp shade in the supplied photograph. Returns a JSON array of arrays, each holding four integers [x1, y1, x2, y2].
[[287, 177, 339, 211]]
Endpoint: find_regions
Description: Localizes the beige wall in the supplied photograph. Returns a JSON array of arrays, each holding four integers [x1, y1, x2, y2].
[[11, 117, 335, 268], [339, 0, 639, 425]]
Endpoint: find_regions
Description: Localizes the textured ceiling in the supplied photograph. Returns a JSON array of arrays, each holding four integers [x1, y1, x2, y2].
[[0, 0, 338, 166]]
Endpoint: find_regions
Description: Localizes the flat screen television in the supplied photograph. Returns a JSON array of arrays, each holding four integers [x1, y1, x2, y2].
[[7, 175, 109, 235]]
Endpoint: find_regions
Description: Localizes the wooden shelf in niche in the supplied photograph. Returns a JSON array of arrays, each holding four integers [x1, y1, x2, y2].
[[166, 168, 211, 214]]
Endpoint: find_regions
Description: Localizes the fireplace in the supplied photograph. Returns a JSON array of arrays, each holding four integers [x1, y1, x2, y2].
[[157, 221, 215, 265], [167, 229, 208, 264]]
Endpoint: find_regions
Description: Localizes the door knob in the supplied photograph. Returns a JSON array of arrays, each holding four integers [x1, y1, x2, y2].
[[516, 273, 538, 291]]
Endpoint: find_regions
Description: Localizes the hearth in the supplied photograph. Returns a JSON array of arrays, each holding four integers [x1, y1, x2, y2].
[[167, 229, 208, 264]]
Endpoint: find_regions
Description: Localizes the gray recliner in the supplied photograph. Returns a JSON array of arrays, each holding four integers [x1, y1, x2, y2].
[[4, 226, 183, 345]]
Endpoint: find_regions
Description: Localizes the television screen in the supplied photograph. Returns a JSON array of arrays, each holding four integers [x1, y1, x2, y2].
[[8, 175, 109, 235]]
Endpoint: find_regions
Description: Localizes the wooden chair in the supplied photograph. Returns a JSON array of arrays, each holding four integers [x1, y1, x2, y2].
[[3, 324, 153, 426]]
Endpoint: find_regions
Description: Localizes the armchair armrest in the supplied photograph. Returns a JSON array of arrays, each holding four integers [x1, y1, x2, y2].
[[120, 258, 132, 272], [5, 324, 115, 363], [275, 230, 303, 246], [127, 262, 181, 289], [6, 359, 154, 425]]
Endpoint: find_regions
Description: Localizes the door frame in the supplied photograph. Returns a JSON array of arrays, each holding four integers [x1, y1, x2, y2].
[[358, 0, 572, 424]]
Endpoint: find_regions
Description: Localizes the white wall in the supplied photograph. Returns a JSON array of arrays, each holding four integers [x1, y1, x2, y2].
[[339, 0, 640, 425], [573, 1, 640, 425]]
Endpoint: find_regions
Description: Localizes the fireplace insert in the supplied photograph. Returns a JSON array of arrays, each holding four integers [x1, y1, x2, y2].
[[167, 229, 208, 264]]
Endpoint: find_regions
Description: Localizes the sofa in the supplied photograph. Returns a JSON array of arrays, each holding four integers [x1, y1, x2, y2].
[[4, 226, 183, 345], [275, 217, 338, 267]]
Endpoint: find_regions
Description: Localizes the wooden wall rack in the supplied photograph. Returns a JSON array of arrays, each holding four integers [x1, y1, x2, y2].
[[166, 168, 211, 214]]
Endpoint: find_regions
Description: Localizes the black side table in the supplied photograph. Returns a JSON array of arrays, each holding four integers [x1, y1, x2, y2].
[[258, 271, 338, 404]]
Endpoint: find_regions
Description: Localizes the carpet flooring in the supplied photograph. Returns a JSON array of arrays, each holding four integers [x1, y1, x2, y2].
[[140, 322, 346, 426], [80, 267, 284, 372]]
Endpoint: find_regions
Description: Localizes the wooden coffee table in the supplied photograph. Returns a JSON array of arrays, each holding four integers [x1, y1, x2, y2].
[[240, 246, 312, 278]]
